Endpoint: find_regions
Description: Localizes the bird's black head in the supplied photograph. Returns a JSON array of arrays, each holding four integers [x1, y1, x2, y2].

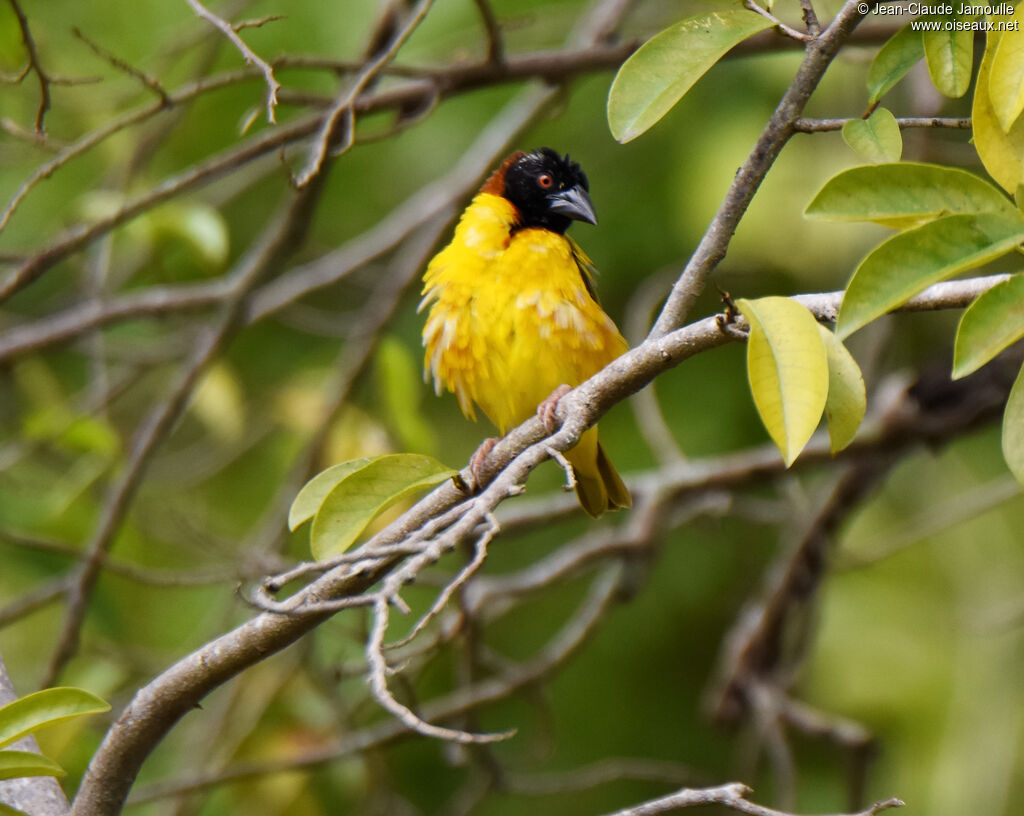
[[501, 148, 596, 234]]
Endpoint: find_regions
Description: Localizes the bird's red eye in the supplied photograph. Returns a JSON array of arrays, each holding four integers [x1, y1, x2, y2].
[[538, 174, 554, 189]]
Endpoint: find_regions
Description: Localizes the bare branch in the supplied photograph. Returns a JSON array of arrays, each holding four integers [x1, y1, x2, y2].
[[794, 116, 971, 132], [234, 14, 285, 32], [7, 0, 52, 132], [386, 514, 498, 650], [545, 446, 578, 492], [472, 0, 504, 63], [365, 593, 514, 745], [0, 116, 64, 149], [71, 27, 170, 103], [184, 0, 280, 122], [601, 781, 903, 816], [743, 0, 813, 42], [651, 0, 868, 336], [293, 0, 434, 186]]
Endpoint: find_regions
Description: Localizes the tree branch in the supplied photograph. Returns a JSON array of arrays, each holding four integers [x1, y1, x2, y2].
[[185, 0, 280, 122], [650, 0, 867, 336], [601, 782, 902, 816]]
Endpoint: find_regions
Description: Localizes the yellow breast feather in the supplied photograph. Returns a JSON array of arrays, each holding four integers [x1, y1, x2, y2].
[[421, 148, 631, 517], [421, 193, 625, 433]]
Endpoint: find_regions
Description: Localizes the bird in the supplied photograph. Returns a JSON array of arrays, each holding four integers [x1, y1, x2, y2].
[[420, 147, 631, 516]]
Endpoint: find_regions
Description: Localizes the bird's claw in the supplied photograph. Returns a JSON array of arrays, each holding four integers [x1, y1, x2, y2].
[[538, 384, 573, 434], [467, 436, 499, 492]]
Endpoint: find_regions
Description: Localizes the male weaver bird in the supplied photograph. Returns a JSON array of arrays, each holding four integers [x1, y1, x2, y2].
[[420, 148, 631, 516]]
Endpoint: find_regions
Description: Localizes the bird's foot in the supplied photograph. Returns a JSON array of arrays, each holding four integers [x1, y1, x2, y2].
[[537, 384, 573, 434], [467, 436, 499, 492]]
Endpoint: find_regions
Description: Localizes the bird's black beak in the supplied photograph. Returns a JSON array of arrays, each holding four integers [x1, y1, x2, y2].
[[548, 185, 598, 226]]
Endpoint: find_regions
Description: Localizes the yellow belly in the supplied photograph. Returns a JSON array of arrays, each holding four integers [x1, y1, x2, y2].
[[421, 192, 627, 434]]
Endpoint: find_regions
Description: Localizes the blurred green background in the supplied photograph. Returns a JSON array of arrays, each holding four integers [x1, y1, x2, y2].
[[0, 1, 1021, 814]]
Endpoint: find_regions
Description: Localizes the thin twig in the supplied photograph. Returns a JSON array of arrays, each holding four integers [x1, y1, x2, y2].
[[234, 14, 284, 31], [545, 446, 578, 492], [472, 0, 504, 63], [0, 116, 64, 149], [7, 0, 51, 132], [185, 0, 280, 122], [794, 116, 971, 132], [293, 0, 434, 187], [365, 595, 514, 744], [72, 27, 170, 103], [601, 781, 903, 816], [386, 514, 498, 650], [743, 0, 813, 42]]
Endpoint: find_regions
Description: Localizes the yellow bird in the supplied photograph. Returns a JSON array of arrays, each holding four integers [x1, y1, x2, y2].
[[420, 148, 631, 516]]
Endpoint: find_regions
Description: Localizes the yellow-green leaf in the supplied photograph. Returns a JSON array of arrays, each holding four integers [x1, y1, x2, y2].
[[837, 212, 1024, 339], [867, 24, 924, 104], [737, 297, 829, 467], [288, 458, 374, 531], [974, 27, 1024, 193], [0, 750, 66, 781], [607, 10, 773, 143], [1002, 362, 1024, 484], [923, 18, 973, 98], [841, 107, 903, 164], [0, 687, 109, 751], [0, 801, 31, 816], [806, 163, 1015, 228], [953, 274, 1024, 378], [818, 326, 866, 452], [310, 454, 457, 560], [989, 2, 1024, 131]]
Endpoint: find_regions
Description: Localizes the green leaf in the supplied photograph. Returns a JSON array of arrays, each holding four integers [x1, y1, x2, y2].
[[836, 212, 1024, 339], [990, 4, 1024, 131], [841, 107, 903, 164], [288, 458, 375, 531], [736, 297, 829, 467], [923, 18, 973, 98], [0, 750, 66, 781], [975, 26, 1024, 193], [818, 326, 866, 452], [607, 10, 773, 143], [310, 454, 457, 560], [1003, 363, 1024, 484], [0, 802, 32, 816], [806, 163, 1015, 228], [953, 274, 1024, 378], [0, 687, 109, 751], [867, 24, 924, 104]]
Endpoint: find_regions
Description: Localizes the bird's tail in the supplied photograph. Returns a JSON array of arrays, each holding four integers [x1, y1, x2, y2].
[[566, 429, 631, 518]]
